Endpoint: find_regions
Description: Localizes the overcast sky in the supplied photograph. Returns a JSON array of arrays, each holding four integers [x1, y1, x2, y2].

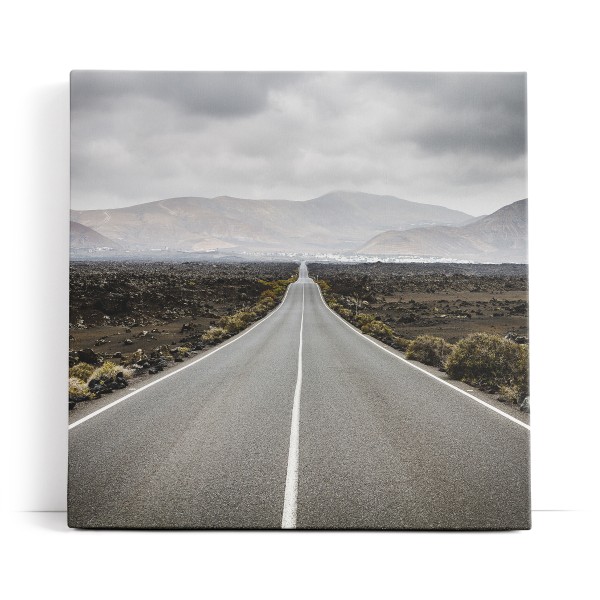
[[71, 71, 526, 216]]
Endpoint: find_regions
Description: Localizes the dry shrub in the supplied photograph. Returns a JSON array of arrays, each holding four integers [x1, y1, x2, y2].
[[69, 377, 92, 402], [498, 384, 522, 405], [89, 361, 133, 382], [392, 336, 412, 352], [356, 313, 375, 327], [69, 362, 95, 382], [361, 319, 395, 342], [201, 327, 228, 344], [446, 333, 528, 397], [406, 335, 454, 368], [220, 311, 257, 335]]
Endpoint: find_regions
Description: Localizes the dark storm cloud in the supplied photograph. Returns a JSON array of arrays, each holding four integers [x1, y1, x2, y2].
[[71, 71, 300, 117], [70, 71, 527, 215], [407, 74, 526, 157], [366, 72, 527, 157]]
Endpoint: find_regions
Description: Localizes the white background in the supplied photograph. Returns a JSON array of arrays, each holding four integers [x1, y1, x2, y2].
[[2, 0, 598, 598]]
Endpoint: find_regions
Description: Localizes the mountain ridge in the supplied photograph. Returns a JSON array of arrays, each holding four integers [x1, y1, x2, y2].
[[70, 191, 474, 254], [357, 199, 527, 262]]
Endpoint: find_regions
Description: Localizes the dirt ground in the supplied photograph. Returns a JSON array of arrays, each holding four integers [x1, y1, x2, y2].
[[309, 262, 528, 344], [69, 260, 298, 364]]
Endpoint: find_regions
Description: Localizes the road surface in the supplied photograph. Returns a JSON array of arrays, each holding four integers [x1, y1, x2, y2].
[[69, 262, 530, 529]]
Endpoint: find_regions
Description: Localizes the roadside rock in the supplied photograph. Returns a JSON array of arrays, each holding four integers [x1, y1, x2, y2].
[[518, 396, 530, 413], [505, 331, 529, 344], [76, 348, 101, 365]]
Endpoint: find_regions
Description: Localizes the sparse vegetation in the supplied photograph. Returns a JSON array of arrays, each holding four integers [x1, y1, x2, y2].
[[68, 361, 134, 408], [320, 279, 401, 348], [498, 384, 523, 405], [310, 262, 528, 345], [317, 277, 529, 411], [89, 361, 133, 382], [201, 327, 229, 344], [123, 348, 147, 366], [360, 319, 395, 343], [392, 336, 412, 352], [69, 264, 298, 410], [170, 346, 191, 360], [68, 377, 93, 403], [69, 362, 95, 382], [203, 275, 297, 342], [406, 335, 454, 368], [445, 333, 528, 401], [320, 278, 413, 351]]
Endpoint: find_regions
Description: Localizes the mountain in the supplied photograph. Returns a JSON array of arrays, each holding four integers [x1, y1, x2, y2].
[[70, 191, 473, 254], [70, 221, 122, 252], [357, 199, 528, 262]]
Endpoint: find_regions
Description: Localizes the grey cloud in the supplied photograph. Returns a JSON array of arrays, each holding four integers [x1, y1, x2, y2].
[[368, 72, 527, 157], [362, 72, 525, 112], [71, 71, 300, 118], [408, 107, 527, 157], [70, 71, 527, 215]]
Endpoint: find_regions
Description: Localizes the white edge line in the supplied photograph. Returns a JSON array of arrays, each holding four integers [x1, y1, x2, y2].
[[69, 281, 296, 430], [314, 283, 530, 431], [281, 283, 304, 529]]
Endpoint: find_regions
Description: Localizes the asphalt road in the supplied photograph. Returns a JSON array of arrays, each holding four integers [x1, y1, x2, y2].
[[69, 262, 530, 529]]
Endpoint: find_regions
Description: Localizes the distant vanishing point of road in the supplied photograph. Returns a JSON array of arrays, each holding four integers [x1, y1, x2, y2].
[[69, 263, 530, 529]]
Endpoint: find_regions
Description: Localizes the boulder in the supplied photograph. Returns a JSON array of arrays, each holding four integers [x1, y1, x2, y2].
[[504, 332, 529, 345], [518, 396, 530, 413], [77, 348, 100, 365]]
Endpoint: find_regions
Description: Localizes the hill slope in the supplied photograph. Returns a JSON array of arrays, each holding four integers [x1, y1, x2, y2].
[[357, 199, 527, 262], [70, 221, 122, 252], [70, 192, 472, 254]]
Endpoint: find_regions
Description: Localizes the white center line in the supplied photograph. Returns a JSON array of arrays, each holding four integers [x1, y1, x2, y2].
[[281, 283, 304, 529]]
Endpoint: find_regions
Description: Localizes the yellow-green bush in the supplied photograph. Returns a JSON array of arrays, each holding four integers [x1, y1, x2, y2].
[[406, 335, 454, 368], [219, 314, 243, 334], [445, 333, 528, 398], [258, 276, 296, 304], [201, 326, 228, 344], [219, 310, 258, 335], [69, 362, 95, 382], [498, 384, 522, 405], [172, 346, 190, 359], [69, 377, 93, 402], [240, 310, 257, 324], [356, 313, 375, 327], [201, 276, 295, 346], [89, 361, 133, 382], [257, 297, 276, 310], [361, 319, 395, 341], [260, 289, 278, 302], [317, 279, 331, 294], [393, 336, 412, 352]]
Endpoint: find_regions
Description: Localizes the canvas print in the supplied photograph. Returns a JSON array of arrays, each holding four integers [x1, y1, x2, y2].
[[68, 71, 530, 529]]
